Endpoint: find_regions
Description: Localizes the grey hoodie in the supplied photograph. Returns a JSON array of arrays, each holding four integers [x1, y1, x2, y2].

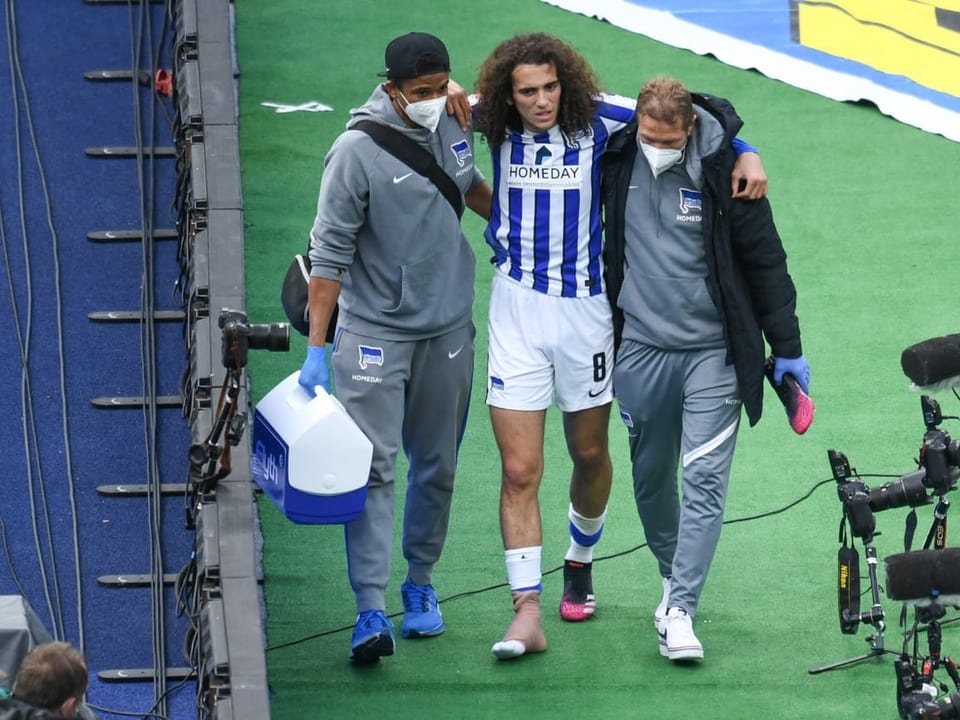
[[308, 84, 483, 340], [618, 109, 727, 350]]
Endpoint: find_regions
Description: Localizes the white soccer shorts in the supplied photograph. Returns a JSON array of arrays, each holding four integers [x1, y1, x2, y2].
[[485, 273, 614, 412]]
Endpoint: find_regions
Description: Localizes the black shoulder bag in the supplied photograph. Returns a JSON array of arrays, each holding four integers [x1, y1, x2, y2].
[[281, 120, 464, 339]]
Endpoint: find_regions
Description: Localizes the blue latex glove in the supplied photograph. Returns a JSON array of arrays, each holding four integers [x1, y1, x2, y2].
[[298, 345, 330, 397], [772, 355, 810, 394]]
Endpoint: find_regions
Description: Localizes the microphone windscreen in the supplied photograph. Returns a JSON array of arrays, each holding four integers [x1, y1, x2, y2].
[[901, 334, 960, 387], [885, 548, 960, 602]]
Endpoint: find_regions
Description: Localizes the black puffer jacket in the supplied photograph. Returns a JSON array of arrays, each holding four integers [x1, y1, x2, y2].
[[0, 697, 69, 720], [602, 93, 802, 426]]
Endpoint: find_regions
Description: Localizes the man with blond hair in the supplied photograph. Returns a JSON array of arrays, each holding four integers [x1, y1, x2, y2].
[[603, 76, 808, 661]]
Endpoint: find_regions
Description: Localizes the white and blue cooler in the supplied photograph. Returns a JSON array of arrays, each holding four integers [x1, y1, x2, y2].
[[251, 371, 372, 524]]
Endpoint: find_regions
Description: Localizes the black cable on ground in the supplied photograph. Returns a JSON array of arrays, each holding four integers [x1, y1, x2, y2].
[[266, 473, 850, 652]]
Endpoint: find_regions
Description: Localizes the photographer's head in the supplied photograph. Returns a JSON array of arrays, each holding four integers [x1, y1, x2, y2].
[[12, 642, 87, 717], [380, 32, 451, 132]]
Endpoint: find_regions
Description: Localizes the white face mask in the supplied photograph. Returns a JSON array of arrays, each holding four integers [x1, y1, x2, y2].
[[398, 91, 447, 132], [638, 138, 684, 177]]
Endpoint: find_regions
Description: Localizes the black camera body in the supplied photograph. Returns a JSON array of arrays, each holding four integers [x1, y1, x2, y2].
[[830, 449, 930, 543], [218, 309, 289, 369], [830, 397, 960, 543], [822, 394, 960, 716], [918, 395, 960, 496], [920, 426, 960, 496], [187, 310, 291, 498], [896, 656, 960, 719]]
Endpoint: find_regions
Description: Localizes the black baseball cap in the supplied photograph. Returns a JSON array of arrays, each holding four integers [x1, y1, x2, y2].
[[377, 32, 450, 80]]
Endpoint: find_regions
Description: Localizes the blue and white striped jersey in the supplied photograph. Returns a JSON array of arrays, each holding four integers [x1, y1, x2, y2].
[[484, 93, 636, 298]]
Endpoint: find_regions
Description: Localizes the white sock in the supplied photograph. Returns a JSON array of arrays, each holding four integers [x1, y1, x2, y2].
[[565, 504, 606, 563], [505, 546, 542, 592]]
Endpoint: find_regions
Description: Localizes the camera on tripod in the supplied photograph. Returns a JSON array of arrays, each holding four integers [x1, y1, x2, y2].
[[895, 655, 960, 719], [218, 309, 289, 370], [831, 397, 960, 545], [885, 549, 960, 718], [186, 309, 290, 500], [827, 396, 960, 641], [831, 450, 929, 544], [811, 336, 960, 714]]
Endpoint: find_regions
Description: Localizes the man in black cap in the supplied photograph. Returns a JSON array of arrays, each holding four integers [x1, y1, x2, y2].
[[379, 32, 449, 83], [297, 32, 492, 664]]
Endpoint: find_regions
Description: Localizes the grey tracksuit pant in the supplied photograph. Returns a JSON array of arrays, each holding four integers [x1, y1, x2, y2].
[[331, 323, 474, 612], [613, 341, 741, 617]]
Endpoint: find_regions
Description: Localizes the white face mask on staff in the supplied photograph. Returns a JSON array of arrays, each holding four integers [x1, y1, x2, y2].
[[398, 91, 447, 132], [638, 138, 685, 177]]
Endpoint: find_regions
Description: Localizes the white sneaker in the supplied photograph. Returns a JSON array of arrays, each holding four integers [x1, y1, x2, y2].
[[653, 576, 671, 627], [657, 607, 703, 661]]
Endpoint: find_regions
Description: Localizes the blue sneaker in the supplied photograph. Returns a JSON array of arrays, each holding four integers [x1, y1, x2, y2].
[[400, 580, 444, 638], [350, 610, 395, 663]]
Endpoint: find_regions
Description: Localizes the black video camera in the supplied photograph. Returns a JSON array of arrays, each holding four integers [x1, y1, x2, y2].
[[219, 309, 289, 370], [896, 656, 960, 719]]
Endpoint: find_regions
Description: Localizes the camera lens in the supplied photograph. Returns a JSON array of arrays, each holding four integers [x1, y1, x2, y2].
[[868, 470, 929, 512], [247, 323, 290, 352]]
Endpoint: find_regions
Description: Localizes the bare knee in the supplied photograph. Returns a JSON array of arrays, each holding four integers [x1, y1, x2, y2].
[[501, 454, 543, 496], [569, 440, 610, 475], [563, 405, 611, 476], [490, 407, 546, 498]]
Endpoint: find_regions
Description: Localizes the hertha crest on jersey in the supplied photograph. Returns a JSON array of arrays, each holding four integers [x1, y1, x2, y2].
[[450, 139, 472, 167], [564, 128, 590, 148], [679, 188, 702, 215]]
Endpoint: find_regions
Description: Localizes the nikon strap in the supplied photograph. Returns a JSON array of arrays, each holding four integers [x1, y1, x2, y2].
[[353, 119, 465, 218], [837, 516, 861, 634]]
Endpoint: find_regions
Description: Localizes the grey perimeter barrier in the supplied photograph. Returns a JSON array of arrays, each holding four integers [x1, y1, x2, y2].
[[172, 0, 271, 717]]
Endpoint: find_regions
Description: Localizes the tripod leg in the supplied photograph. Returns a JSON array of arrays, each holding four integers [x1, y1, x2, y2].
[[811, 545, 891, 675], [808, 647, 895, 674]]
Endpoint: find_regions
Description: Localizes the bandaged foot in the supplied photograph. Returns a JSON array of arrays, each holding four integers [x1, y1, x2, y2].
[[491, 590, 547, 660]]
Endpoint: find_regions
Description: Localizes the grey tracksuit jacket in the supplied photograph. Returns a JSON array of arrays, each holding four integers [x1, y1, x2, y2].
[[308, 85, 483, 340]]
